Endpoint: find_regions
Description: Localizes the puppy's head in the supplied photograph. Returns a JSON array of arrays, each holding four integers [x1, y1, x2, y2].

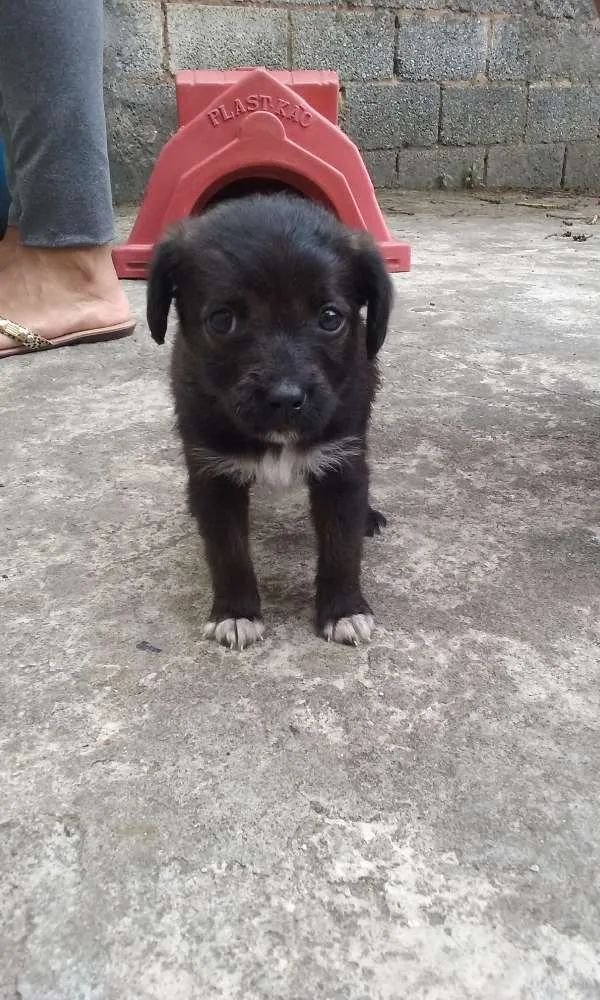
[[147, 194, 392, 443]]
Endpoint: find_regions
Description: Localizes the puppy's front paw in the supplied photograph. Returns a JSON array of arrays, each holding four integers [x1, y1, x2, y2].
[[203, 617, 265, 651], [323, 613, 374, 646]]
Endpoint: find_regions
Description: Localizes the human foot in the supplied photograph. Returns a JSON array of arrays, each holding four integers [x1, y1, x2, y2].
[[0, 243, 133, 354], [0, 226, 19, 271]]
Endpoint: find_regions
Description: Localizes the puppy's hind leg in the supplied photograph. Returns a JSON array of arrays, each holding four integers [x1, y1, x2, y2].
[[310, 461, 375, 646], [188, 474, 264, 651], [365, 504, 387, 538]]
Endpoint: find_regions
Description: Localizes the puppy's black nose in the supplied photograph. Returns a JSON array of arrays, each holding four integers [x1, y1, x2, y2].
[[266, 381, 306, 415]]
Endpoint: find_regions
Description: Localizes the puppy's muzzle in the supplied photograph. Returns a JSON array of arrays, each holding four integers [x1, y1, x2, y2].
[[265, 380, 307, 420], [231, 366, 335, 441]]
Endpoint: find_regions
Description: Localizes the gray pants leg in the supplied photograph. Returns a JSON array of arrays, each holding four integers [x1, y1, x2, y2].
[[0, 96, 22, 227], [0, 0, 114, 246]]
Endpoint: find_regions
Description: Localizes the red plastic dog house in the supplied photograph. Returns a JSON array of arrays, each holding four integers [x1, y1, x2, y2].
[[112, 68, 411, 279]]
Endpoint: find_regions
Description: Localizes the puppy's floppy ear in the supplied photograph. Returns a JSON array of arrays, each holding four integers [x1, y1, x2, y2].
[[146, 231, 183, 345], [351, 232, 393, 360]]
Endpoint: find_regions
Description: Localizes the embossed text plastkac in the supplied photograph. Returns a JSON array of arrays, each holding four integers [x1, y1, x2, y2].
[[207, 94, 313, 129]]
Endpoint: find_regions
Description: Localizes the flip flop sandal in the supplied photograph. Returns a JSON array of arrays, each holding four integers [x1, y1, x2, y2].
[[0, 316, 136, 359]]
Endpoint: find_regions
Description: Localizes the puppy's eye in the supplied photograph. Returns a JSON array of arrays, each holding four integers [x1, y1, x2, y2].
[[318, 306, 345, 334], [207, 307, 236, 336]]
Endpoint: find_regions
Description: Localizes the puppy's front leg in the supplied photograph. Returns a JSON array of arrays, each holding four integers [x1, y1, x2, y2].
[[188, 476, 263, 651], [309, 461, 374, 646]]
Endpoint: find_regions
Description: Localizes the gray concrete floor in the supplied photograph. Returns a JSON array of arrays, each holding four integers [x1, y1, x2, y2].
[[2, 194, 600, 999]]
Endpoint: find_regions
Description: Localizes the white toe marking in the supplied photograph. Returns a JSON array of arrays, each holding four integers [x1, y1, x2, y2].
[[203, 618, 264, 650], [323, 614, 374, 646]]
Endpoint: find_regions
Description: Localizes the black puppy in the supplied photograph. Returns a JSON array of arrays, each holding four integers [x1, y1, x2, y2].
[[147, 193, 392, 650]]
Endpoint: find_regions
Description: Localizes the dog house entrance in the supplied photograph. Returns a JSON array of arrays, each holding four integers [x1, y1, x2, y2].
[[195, 169, 336, 216], [112, 68, 411, 279], [199, 177, 306, 212]]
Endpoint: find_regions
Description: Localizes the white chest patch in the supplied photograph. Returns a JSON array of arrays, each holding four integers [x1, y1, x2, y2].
[[252, 446, 309, 489], [192, 436, 361, 490]]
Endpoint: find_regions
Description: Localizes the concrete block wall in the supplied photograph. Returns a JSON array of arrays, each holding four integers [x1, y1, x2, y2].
[[103, 0, 600, 202]]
